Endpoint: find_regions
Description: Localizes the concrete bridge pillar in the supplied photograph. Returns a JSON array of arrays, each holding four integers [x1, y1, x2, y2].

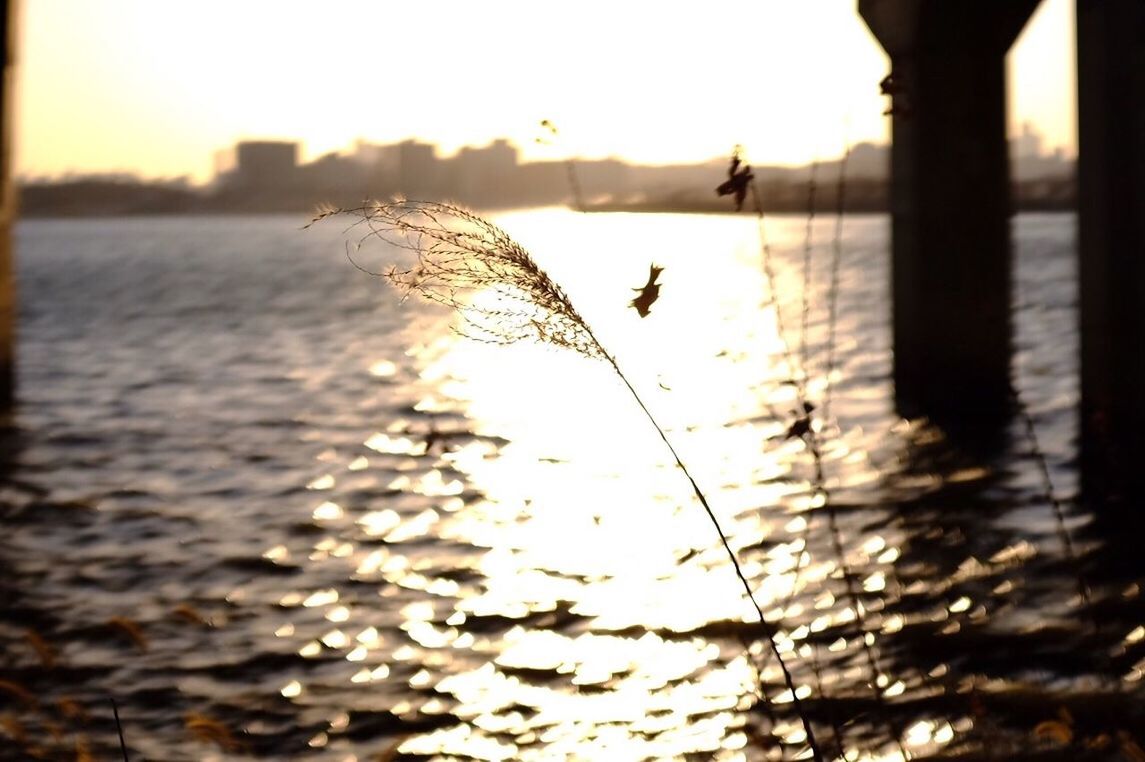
[[859, 0, 1040, 433], [1077, 0, 1145, 512]]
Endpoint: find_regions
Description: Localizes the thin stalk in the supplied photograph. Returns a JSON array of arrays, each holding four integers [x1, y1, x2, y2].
[[743, 160, 839, 758], [809, 435, 910, 762], [112, 698, 129, 762], [746, 145, 903, 756], [766, 471, 848, 761], [785, 147, 907, 757], [824, 145, 957, 757], [798, 162, 820, 391], [749, 180, 801, 395], [565, 159, 586, 213], [822, 149, 849, 426], [598, 343, 824, 762], [537, 121, 585, 212], [1011, 391, 1094, 619]]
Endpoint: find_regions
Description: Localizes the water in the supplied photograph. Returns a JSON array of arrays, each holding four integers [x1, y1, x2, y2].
[[1, 210, 1141, 760]]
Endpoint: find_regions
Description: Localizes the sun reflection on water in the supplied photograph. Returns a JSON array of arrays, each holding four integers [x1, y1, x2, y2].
[[235, 210, 1141, 760], [322, 211, 876, 760], [16, 214, 1136, 759], [294, 211, 917, 760]]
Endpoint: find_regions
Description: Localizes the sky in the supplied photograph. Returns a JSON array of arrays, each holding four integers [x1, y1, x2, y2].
[[16, 0, 1074, 183]]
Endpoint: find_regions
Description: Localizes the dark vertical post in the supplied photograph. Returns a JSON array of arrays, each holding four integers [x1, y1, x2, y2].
[[1077, 0, 1145, 513], [859, 0, 1039, 434], [0, 0, 14, 411]]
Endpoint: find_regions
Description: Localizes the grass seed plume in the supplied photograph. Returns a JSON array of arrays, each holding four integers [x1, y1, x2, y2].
[[310, 201, 603, 359]]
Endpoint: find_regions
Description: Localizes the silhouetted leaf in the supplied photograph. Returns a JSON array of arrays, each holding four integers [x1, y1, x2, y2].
[[785, 416, 812, 440], [630, 264, 663, 318], [716, 147, 754, 211], [879, 71, 912, 118]]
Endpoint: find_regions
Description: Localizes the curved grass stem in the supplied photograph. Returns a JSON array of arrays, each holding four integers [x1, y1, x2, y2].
[[601, 345, 824, 762]]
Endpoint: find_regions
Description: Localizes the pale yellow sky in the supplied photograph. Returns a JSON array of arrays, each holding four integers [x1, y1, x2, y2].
[[16, 0, 1074, 183]]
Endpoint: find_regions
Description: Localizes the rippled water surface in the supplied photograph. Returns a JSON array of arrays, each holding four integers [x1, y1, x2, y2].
[[2, 211, 1142, 760]]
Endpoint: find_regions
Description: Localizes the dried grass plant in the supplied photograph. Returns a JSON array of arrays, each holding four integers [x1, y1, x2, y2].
[[309, 199, 824, 762]]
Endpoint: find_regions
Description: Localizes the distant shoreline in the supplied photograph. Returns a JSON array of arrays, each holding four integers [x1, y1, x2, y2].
[[16, 199, 1079, 219], [16, 175, 1077, 218]]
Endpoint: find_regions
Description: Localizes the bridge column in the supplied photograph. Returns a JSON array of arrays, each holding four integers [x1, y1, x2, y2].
[[1077, 0, 1145, 512], [859, 0, 1039, 433]]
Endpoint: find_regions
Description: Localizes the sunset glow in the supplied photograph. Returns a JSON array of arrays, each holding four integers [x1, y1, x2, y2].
[[17, 0, 1073, 182]]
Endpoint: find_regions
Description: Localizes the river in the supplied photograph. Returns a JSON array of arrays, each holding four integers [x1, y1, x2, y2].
[[1, 210, 1140, 760]]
